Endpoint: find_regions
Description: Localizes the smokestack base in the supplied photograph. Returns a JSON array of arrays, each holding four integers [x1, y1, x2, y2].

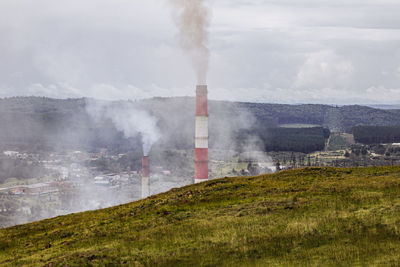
[[141, 176, 150, 198], [142, 156, 150, 198]]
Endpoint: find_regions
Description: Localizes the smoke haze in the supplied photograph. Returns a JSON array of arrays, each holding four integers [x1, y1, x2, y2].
[[168, 0, 211, 84], [86, 99, 160, 156]]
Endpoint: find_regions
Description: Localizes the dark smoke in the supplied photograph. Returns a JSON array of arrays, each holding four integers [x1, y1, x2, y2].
[[169, 0, 211, 84]]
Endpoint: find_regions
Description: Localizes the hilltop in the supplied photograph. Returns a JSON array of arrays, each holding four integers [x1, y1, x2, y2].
[[1, 167, 400, 266]]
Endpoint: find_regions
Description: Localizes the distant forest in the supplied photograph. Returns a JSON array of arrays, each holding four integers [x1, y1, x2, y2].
[[353, 126, 400, 144], [236, 127, 330, 153], [1, 97, 400, 153]]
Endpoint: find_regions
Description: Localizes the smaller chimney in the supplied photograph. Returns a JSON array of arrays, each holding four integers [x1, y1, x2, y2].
[[141, 156, 150, 198]]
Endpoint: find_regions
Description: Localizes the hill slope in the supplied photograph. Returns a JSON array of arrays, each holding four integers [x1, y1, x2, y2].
[[1, 167, 400, 266]]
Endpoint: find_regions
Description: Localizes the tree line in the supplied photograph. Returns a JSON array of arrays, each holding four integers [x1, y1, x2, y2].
[[352, 126, 400, 144], [236, 127, 330, 153]]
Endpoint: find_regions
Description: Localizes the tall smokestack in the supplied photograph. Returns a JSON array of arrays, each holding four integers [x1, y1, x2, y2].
[[142, 156, 150, 198], [195, 85, 208, 183]]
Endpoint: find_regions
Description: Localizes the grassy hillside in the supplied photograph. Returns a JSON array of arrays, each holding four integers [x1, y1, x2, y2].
[[1, 167, 400, 266]]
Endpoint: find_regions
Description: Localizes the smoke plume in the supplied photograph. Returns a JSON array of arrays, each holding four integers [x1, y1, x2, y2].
[[168, 0, 211, 84], [86, 99, 160, 156]]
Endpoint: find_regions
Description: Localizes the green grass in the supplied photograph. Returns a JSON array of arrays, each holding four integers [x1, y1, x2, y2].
[[1, 167, 400, 266], [327, 133, 355, 151]]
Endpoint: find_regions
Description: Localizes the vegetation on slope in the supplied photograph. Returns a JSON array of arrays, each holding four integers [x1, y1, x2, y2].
[[1, 167, 400, 266], [326, 133, 354, 151]]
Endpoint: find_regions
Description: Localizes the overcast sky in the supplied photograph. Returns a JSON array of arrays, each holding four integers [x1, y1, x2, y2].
[[1, 0, 400, 104]]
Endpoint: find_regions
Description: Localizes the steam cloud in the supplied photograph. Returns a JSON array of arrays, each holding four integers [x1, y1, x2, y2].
[[168, 0, 211, 84], [86, 99, 160, 156]]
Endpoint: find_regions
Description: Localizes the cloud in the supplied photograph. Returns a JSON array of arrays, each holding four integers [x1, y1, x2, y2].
[[294, 50, 354, 89], [0, 0, 400, 104]]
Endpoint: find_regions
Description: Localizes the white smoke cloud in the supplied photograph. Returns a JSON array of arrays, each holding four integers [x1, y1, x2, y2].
[[86, 99, 160, 156]]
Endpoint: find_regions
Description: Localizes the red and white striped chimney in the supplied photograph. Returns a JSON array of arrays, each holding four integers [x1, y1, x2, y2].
[[195, 85, 209, 183], [142, 156, 150, 198]]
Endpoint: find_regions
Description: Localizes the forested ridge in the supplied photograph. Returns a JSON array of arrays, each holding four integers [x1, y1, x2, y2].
[[1, 97, 400, 152]]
